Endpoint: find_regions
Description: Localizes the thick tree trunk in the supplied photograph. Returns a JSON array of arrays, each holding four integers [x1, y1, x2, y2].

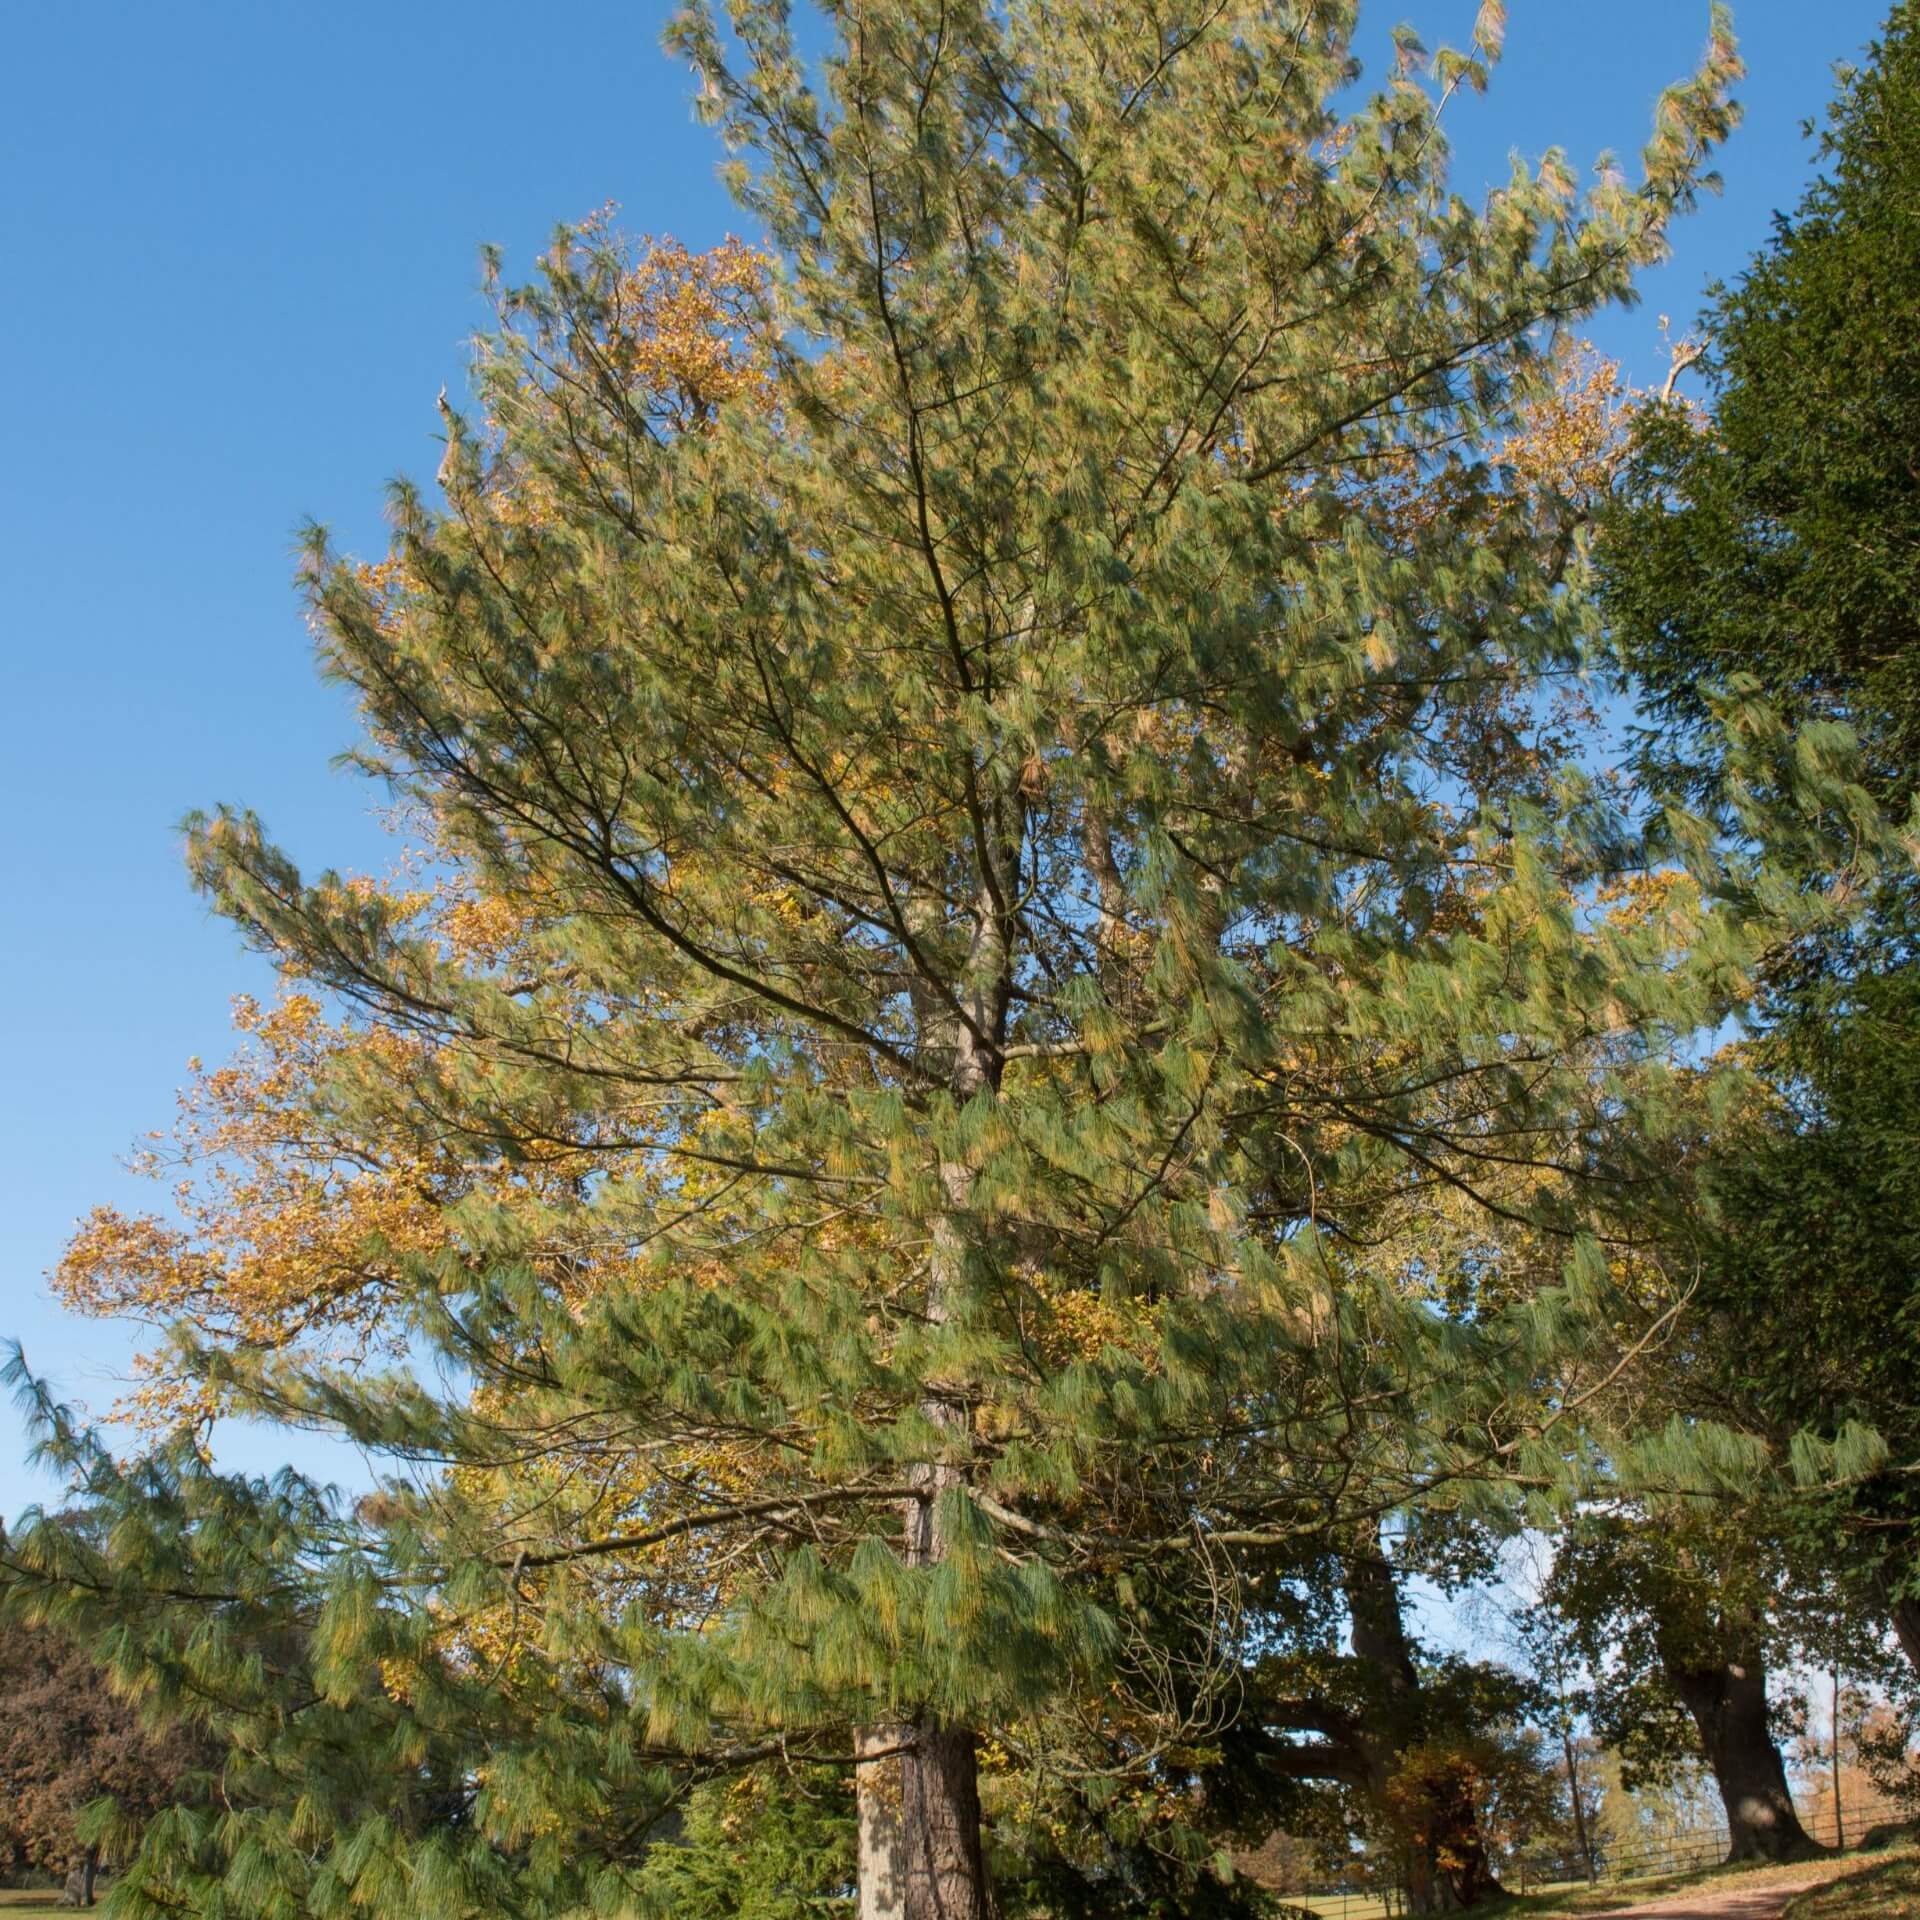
[[1892, 1596, 1920, 1678], [1871, 1559, 1920, 1679], [858, 1722, 989, 1920], [1398, 1774, 1505, 1915], [875, 1159, 991, 1920], [1344, 1534, 1507, 1914], [900, 1725, 990, 1920], [1664, 1652, 1823, 1863], [59, 1847, 98, 1908]]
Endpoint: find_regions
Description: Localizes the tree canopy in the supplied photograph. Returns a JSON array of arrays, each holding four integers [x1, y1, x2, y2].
[[1601, 1, 1920, 813], [1595, 0, 1920, 1701]]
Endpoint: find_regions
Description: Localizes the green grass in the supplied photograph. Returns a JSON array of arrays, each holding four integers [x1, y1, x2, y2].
[[0, 1893, 69, 1913], [1782, 1850, 1920, 1920], [1505, 1857, 1849, 1920], [1491, 1843, 1920, 1920], [1288, 1895, 1397, 1920], [1285, 1855, 1854, 1920]]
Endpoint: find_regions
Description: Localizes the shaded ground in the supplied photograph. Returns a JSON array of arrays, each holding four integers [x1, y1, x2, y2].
[[1277, 1857, 1884, 1920], [1599, 1868, 1841, 1920], [1781, 1849, 1920, 1920], [4, 1846, 1912, 1919], [1513, 1847, 1920, 1920]]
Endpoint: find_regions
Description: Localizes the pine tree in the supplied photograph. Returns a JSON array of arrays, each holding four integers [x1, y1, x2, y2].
[[629, 1767, 858, 1920], [3, 4, 1782, 1916]]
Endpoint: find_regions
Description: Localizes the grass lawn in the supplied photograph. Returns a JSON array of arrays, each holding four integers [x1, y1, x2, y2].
[[1294, 1891, 1636, 1920], [1507, 1858, 1867, 1920], [1782, 1850, 1920, 1920], [5, 1845, 1912, 1920], [1488, 1843, 1920, 1920], [1288, 1854, 1895, 1920]]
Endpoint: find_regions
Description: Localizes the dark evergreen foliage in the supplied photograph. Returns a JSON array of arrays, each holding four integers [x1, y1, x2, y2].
[[1596, 0, 1920, 1696], [1601, 1, 1920, 813]]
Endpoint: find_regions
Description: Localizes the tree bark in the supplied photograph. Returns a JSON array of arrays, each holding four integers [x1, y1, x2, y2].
[[1562, 1726, 1596, 1880], [1831, 1670, 1846, 1852], [881, 1144, 992, 1916], [1398, 1768, 1505, 1915], [1343, 1534, 1507, 1914], [882, 1414, 991, 1920], [1663, 1651, 1823, 1863], [899, 1724, 989, 1920], [857, 1727, 910, 1920], [1871, 1559, 1920, 1680], [857, 1345, 993, 1920], [1892, 1596, 1920, 1679]]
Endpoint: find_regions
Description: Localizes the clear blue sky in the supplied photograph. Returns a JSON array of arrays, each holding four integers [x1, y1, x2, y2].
[[0, 0, 1894, 1520]]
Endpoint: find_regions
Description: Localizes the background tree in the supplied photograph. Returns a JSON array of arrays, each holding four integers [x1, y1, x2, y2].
[[1596, 0, 1920, 1693], [1464, 1533, 1606, 1881], [0, 1574, 216, 1906], [1686, 960, 1920, 1681], [1788, 1680, 1905, 1844], [1589, 1750, 1725, 1866], [1543, 1508, 1825, 1863], [1244, 1523, 1541, 1910], [1602, 0, 1920, 812], [628, 1766, 859, 1920]]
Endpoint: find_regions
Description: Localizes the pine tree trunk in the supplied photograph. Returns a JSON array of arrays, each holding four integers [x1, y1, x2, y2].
[[900, 1724, 990, 1920], [1664, 1653, 1823, 1863], [81, 1847, 98, 1908], [883, 1156, 992, 1920], [858, 1722, 989, 1920], [853, 887, 1003, 1920]]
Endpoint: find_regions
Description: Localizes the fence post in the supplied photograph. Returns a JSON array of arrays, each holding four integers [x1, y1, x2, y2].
[[1832, 1669, 1846, 1852]]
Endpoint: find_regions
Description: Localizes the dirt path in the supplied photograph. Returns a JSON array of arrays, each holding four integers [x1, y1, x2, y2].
[[1595, 1869, 1842, 1920]]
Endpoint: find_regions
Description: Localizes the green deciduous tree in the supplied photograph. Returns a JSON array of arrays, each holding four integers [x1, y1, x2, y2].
[[4, 3, 1787, 1916], [1247, 1524, 1541, 1909], [1596, 0, 1920, 1698], [1676, 957, 1920, 1692], [1544, 1509, 1825, 1864]]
